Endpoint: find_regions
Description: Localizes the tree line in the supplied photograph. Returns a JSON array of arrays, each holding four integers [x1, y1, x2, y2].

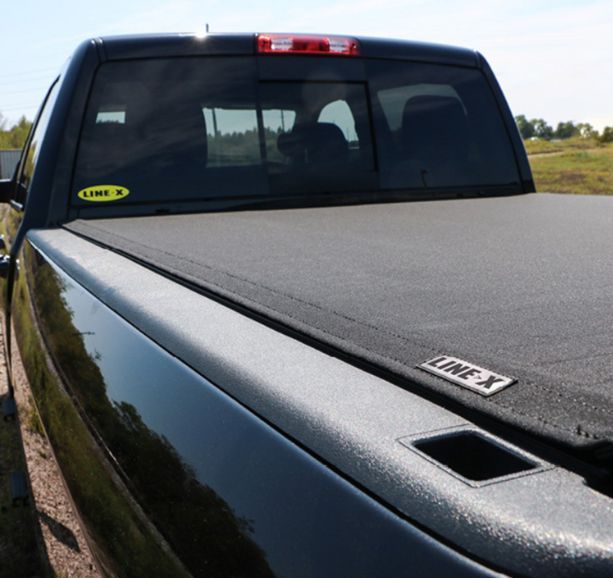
[[0, 114, 32, 149], [515, 115, 612, 143]]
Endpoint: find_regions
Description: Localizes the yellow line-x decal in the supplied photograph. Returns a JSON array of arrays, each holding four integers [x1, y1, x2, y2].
[[77, 185, 130, 202]]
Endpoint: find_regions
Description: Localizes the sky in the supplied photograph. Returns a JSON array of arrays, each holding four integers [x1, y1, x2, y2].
[[1, 0, 611, 130]]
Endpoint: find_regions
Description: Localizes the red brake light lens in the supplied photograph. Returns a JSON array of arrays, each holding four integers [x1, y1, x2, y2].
[[257, 34, 359, 56]]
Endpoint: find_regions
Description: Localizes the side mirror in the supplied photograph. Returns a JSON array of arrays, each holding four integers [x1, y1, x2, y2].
[[0, 179, 13, 203]]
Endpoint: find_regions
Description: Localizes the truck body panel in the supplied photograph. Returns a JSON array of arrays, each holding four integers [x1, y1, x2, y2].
[[24, 227, 613, 576], [18, 233, 506, 577]]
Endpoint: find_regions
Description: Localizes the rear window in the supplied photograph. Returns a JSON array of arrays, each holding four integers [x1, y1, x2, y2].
[[72, 56, 520, 208], [367, 60, 519, 190]]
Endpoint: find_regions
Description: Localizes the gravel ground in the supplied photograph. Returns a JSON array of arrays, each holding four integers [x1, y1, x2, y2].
[[2, 322, 101, 577]]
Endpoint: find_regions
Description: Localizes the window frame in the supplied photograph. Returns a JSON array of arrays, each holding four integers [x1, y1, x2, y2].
[[13, 79, 61, 211]]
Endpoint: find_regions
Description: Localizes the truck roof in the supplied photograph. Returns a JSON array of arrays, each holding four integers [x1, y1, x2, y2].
[[95, 32, 480, 67]]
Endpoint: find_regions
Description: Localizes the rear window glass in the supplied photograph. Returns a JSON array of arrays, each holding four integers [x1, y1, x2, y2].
[[367, 60, 519, 190], [72, 56, 520, 208]]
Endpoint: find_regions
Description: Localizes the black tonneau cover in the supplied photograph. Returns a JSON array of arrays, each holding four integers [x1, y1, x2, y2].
[[66, 193, 613, 453]]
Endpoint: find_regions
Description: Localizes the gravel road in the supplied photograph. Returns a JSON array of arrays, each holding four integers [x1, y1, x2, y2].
[[1, 321, 101, 577]]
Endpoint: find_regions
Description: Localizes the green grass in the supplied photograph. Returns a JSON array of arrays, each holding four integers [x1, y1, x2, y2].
[[523, 136, 602, 155], [26, 402, 44, 436], [526, 139, 613, 195]]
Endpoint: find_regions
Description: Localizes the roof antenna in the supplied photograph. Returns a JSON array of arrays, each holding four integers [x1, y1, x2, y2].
[[206, 23, 210, 33]]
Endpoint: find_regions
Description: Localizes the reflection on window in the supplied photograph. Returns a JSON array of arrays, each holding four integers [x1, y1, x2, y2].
[[21, 146, 36, 194], [96, 106, 127, 124], [262, 109, 296, 163], [202, 108, 260, 166]]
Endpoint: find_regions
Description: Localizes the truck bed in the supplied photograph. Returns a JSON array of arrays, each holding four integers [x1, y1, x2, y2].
[[66, 192, 613, 456]]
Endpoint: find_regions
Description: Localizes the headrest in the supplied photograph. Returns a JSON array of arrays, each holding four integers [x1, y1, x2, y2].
[[278, 122, 348, 163], [402, 95, 468, 140]]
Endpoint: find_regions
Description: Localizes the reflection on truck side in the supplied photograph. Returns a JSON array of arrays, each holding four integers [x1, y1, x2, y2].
[[13, 241, 273, 577]]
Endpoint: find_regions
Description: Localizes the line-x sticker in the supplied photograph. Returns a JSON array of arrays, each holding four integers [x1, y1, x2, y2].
[[417, 355, 515, 396], [77, 185, 130, 202]]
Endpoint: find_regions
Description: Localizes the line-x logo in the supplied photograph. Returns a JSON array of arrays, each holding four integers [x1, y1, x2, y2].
[[417, 355, 515, 396], [77, 184, 130, 203]]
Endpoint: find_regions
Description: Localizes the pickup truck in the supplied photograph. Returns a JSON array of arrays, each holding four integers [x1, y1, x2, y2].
[[0, 33, 611, 577]]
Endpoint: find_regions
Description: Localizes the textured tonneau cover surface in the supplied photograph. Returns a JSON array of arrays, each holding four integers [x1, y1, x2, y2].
[[66, 193, 613, 451]]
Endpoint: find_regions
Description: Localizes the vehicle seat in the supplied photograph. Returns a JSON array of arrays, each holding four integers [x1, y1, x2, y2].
[[401, 95, 470, 175], [277, 123, 348, 165]]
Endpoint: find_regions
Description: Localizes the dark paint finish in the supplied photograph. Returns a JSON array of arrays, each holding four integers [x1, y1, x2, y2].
[[99, 32, 479, 67], [102, 33, 256, 60], [13, 238, 500, 577]]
